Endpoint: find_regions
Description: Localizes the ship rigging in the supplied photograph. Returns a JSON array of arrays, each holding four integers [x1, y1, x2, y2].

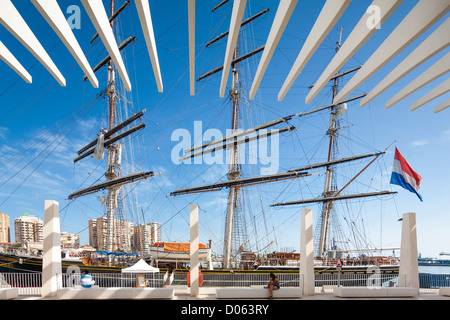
[[170, 5, 399, 270]]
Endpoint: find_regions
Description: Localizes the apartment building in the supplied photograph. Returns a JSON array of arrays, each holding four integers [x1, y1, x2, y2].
[[14, 215, 43, 243], [0, 212, 10, 243]]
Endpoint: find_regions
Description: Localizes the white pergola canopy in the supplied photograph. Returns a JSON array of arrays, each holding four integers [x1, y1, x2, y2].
[[0, 0, 448, 113]]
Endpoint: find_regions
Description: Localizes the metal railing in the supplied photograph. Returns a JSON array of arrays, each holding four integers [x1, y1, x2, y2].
[[0, 272, 42, 296], [59, 272, 165, 288], [419, 273, 450, 293], [313, 272, 401, 293], [1, 272, 449, 296]]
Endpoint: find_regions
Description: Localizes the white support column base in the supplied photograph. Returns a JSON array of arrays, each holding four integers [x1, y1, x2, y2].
[[398, 212, 419, 288], [42, 200, 62, 298], [300, 208, 315, 296], [190, 204, 199, 297]]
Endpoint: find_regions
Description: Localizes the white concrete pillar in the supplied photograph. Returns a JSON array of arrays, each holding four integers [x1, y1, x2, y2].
[[42, 200, 62, 298], [190, 204, 199, 297], [300, 209, 314, 296], [399, 212, 419, 288]]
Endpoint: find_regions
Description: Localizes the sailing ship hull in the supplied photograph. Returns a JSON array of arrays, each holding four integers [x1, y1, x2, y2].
[[1, 252, 397, 274], [1, 254, 399, 288], [0, 253, 126, 274], [255, 264, 399, 274], [149, 247, 212, 263]]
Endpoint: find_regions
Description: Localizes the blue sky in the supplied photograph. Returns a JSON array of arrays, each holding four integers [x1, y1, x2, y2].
[[0, 0, 448, 258]]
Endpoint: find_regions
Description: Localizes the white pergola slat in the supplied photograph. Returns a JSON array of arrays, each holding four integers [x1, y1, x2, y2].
[[0, 1, 445, 116], [81, 0, 131, 91], [0, 40, 31, 83], [333, 0, 450, 105], [219, 0, 247, 98], [188, 0, 195, 96], [434, 97, 450, 113], [135, 0, 163, 93], [249, 0, 298, 100], [31, 0, 98, 88], [361, 18, 449, 107], [305, 0, 403, 105], [277, 0, 352, 102], [385, 52, 449, 109], [0, 0, 65, 86], [410, 78, 450, 111]]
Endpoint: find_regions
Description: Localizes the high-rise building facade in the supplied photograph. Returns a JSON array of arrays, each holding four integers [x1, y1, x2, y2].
[[88, 217, 133, 252], [88, 219, 99, 249], [133, 224, 150, 254], [132, 222, 162, 254], [148, 222, 161, 244], [0, 212, 10, 243], [60, 232, 80, 248], [14, 215, 43, 243]]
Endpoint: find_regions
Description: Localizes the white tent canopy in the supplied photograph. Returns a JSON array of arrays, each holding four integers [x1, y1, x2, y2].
[[121, 259, 160, 273]]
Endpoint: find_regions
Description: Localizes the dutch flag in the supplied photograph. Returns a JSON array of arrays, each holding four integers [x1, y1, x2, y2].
[[390, 148, 423, 201]]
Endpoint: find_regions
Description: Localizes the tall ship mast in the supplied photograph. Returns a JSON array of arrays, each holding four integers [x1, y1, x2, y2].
[[173, 3, 301, 269], [0, 0, 415, 277], [270, 28, 396, 262], [105, 0, 120, 254], [171, 2, 398, 271], [69, 0, 153, 255]]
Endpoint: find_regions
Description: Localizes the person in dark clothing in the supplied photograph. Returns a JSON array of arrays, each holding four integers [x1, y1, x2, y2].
[[266, 273, 280, 299]]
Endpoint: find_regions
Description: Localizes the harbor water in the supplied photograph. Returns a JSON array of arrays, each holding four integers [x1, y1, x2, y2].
[[419, 265, 450, 289], [419, 265, 450, 274]]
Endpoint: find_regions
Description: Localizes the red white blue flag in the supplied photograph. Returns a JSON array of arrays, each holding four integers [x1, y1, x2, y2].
[[390, 148, 422, 201]]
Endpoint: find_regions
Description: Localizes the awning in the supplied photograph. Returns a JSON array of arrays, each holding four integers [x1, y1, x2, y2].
[[121, 259, 160, 273]]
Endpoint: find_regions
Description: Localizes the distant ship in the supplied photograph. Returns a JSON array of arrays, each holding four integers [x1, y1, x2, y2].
[[0, 248, 137, 274]]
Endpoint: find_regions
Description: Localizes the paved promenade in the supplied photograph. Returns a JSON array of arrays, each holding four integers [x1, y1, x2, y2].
[[9, 288, 450, 300], [6, 289, 448, 319]]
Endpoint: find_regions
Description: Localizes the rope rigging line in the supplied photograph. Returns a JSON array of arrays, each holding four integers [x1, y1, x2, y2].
[[0, 97, 100, 209]]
